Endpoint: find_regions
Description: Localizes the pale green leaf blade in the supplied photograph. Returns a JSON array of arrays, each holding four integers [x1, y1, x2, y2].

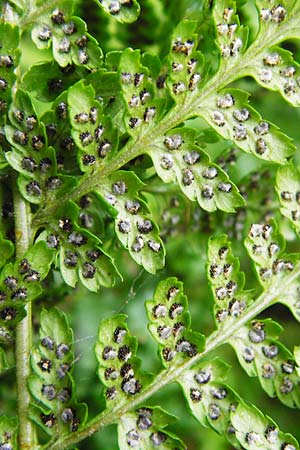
[[68, 80, 118, 171], [231, 402, 299, 449], [213, 0, 248, 66], [118, 48, 163, 138], [146, 277, 205, 367], [245, 220, 296, 288], [38, 201, 120, 290], [95, 314, 151, 407], [229, 319, 300, 408], [22, 61, 86, 102], [0, 416, 17, 449], [207, 234, 252, 326], [166, 20, 206, 105], [97, 0, 140, 23], [0, 23, 20, 121], [5, 90, 78, 205], [97, 171, 165, 274], [29, 307, 87, 437], [276, 165, 300, 233], [0, 241, 54, 330], [118, 407, 185, 449], [249, 46, 300, 106], [147, 128, 244, 213], [31, 4, 102, 69], [179, 358, 240, 448], [201, 89, 295, 164]]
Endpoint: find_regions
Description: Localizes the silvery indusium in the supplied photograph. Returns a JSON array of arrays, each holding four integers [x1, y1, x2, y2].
[[1, 0, 300, 449]]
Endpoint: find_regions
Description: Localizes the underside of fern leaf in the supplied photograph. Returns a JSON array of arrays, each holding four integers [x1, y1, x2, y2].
[[1, 0, 300, 449]]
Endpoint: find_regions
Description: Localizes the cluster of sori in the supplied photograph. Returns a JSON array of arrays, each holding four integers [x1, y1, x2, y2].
[[125, 408, 168, 448], [32, 314, 83, 434], [259, 4, 287, 24], [0, 257, 42, 325], [46, 214, 101, 280], [6, 95, 68, 202], [148, 280, 199, 363], [208, 237, 249, 324], [259, 49, 300, 96], [211, 92, 272, 156], [104, 177, 162, 256], [96, 318, 142, 401], [100, 0, 134, 16], [36, 7, 94, 67], [122, 407, 184, 448], [216, 6, 243, 59], [67, 82, 116, 168], [237, 320, 298, 397], [0, 430, 14, 450], [170, 35, 201, 95], [182, 359, 298, 449], [121, 64, 158, 131], [187, 369, 232, 427], [155, 129, 236, 212], [181, 359, 241, 448], [279, 177, 300, 222], [0, 44, 16, 114], [248, 223, 294, 282]]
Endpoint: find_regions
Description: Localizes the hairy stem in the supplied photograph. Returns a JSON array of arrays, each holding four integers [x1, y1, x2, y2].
[[45, 261, 300, 450], [13, 183, 35, 450]]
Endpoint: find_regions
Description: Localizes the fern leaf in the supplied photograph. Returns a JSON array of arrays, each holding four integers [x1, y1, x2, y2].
[[95, 314, 152, 406], [118, 407, 185, 449], [276, 165, 300, 233], [166, 20, 206, 104], [0, 23, 20, 123], [231, 402, 299, 449], [229, 319, 300, 408], [207, 234, 253, 326], [147, 127, 244, 212], [68, 80, 119, 172], [201, 89, 295, 164], [0, 416, 17, 449], [213, 0, 248, 65], [5, 90, 77, 205], [96, 170, 165, 273], [22, 61, 86, 102], [38, 201, 120, 290], [29, 307, 87, 437], [250, 46, 300, 106], [0, 241, 53, 329], [179, 358, 240, 448], [245, 221, 300, 321], [97, 0, 140, 23], [146, 277, 205, 367], [119, 48, 164, 137], [180, 357, 299, 449], [245, 220, 296, 288], [40, 91, 79, 177], [30, 2, 102, 69]]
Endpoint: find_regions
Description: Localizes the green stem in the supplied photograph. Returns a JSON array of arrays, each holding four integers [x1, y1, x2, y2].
[[45, 261, 300, 450], [13, 184, 35, 450]]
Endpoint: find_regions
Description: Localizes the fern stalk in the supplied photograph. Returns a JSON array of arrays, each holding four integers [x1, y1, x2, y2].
[[13, 182, 35, 450]]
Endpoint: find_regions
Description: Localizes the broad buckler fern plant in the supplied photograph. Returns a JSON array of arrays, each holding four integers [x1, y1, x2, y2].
[[1, 0, 300, 448]]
